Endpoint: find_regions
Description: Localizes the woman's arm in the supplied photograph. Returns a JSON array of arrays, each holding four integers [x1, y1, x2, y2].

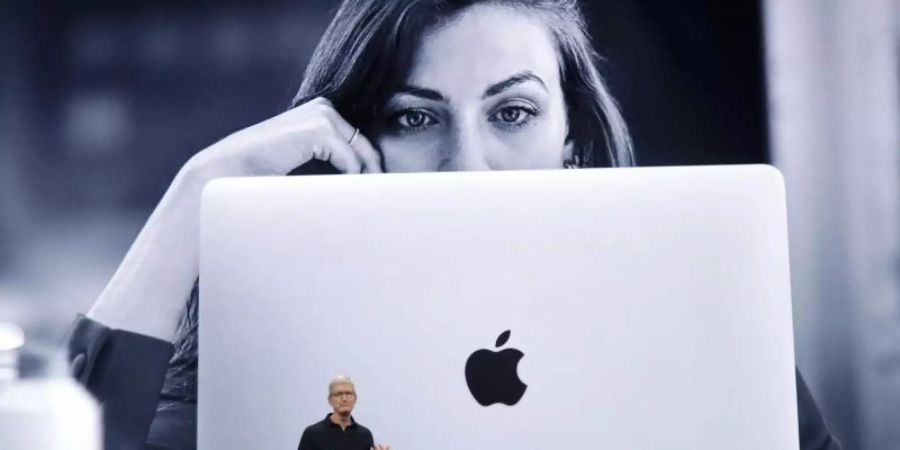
[[86, 97, 382, 342], [86, 164, 208, 342], [69, 98, 381, 449]]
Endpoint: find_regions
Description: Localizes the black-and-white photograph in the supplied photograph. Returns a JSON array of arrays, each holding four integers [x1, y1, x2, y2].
[[0, 0, 897, 449]]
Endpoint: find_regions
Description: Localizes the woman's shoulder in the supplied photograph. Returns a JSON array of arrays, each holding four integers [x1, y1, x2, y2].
[[146, 399, 197, 450], [796, 369, 842, 450], [148, 281, 200, 448]]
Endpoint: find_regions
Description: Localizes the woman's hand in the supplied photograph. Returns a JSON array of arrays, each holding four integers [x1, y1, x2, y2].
[[87, 97, 380, 342], [188, 97, 382, 179]]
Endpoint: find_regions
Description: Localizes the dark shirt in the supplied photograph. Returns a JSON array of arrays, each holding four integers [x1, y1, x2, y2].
[[297, 414, 374, 450], [65, 314, 841, 450]]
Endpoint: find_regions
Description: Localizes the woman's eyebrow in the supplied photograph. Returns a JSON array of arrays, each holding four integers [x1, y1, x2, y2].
[[393, 86, 446, 102], [392, 71, 546, 103], [482, 71, 547, 99]]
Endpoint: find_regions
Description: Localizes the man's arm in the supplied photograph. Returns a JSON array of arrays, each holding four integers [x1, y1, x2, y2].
[[366, 429, 391, 450], [297, 428, 313, 450]]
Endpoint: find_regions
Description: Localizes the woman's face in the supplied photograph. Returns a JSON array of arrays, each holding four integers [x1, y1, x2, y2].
[[372, 4, 572, 172]]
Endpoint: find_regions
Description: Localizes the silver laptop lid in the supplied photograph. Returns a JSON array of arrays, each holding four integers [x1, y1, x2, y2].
[[199, 165, 798, 449]]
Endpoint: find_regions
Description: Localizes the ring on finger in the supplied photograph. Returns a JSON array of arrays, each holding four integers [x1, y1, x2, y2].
[[348, 128, 360, 146]]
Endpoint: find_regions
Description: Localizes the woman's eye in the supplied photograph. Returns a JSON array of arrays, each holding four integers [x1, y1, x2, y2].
[[393, 109, 437, 130], [500, 108, 522, 123], [489, 104, 538, 129]]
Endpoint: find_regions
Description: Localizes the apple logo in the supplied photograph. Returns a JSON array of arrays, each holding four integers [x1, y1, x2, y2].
[[465, 330, 527, 406]]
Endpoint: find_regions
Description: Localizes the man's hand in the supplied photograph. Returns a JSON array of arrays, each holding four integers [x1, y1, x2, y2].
[[371, 445, 391, 450]]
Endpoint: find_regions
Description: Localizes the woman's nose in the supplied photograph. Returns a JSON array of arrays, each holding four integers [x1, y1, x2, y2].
[[441, 121, 492, 171]]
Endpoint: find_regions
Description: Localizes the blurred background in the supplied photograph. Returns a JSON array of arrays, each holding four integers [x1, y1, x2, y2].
[[0, 0, 896, 448]]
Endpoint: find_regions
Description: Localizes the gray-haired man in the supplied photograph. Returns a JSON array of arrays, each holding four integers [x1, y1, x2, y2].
[[297, 375, 391, 450]]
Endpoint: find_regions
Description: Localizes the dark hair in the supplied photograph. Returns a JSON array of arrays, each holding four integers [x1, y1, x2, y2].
[[293, 0, 634, 167], [166, 0, 635, 402]]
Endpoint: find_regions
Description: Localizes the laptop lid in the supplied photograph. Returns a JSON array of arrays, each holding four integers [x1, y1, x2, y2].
[[199, 165, 798, 449]]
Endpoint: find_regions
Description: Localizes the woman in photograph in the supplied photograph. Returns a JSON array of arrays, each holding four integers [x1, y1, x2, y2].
[[65, 0, 840, 449]]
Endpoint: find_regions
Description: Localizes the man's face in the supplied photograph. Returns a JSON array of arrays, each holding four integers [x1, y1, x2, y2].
[[328, 382, 357, 416]]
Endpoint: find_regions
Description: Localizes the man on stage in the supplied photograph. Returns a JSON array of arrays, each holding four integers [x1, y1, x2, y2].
[[297, 375, 391, 450]]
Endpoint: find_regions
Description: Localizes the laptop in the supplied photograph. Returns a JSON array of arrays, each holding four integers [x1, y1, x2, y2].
[[198, 165, 799, 449]]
